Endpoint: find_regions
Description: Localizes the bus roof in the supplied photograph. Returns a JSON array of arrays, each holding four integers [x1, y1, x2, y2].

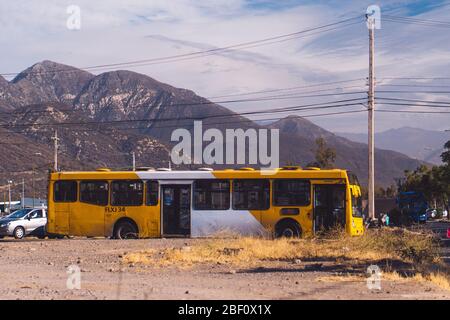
[[50, 168, 351, 181]]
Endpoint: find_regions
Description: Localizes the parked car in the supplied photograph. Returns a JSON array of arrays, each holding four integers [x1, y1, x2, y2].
[[0, 207, 47, 239]]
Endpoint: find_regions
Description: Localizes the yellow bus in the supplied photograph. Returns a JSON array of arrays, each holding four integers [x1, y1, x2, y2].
[[46, 166, 364, 239]]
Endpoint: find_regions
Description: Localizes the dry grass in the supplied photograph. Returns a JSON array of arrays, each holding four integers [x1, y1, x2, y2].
[[383, 272, 450, 291], [316, 275, 364, 282], [315, 271, 450, 291], [123, 227, 449, 290], [124, 227, 440, 267]]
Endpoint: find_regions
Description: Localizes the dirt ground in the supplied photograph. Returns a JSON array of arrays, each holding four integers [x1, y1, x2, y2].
[[0, 237, 449, 300]]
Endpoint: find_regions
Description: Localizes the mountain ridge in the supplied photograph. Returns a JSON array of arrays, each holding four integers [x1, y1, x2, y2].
[[0, 60, 426, 193], [337, 127, 447, 164]]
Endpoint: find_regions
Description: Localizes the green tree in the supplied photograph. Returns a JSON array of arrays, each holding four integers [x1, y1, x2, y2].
[[441, 140, 450, 165], [308, 137, 336, 169]]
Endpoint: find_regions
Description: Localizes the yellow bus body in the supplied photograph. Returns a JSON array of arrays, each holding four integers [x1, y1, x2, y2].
[[46, 168, 364, 238]]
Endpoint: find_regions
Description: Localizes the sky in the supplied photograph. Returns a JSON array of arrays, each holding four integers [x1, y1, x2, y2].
[[0, 0, 450, 134]]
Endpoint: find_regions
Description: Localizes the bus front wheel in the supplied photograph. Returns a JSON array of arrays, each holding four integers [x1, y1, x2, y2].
[[114, 221, 138, 240], [275, 220, 301, 238]]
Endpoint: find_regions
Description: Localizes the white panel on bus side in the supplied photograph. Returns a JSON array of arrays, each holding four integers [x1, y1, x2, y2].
[[191, 209, 267, 237]]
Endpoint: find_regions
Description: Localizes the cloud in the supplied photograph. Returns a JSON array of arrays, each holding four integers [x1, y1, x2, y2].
[[0, 0, 449, 133]]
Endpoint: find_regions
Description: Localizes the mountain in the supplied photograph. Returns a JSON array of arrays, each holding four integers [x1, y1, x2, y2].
[[337, 127, 448, 164], [0, 61, 94, 110], [0, 60, 426, 199], [268, 116, 423, 186], [73, 70, 253, 142]]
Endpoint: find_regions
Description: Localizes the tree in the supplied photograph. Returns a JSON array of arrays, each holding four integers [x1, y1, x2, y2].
[[441, 140, 450, 165], [307, 137, 336, 169]]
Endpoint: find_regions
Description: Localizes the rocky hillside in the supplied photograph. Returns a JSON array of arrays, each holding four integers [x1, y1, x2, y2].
[[0, 60, 425, 198]]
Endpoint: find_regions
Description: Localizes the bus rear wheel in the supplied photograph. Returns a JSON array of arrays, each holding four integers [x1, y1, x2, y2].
[[275, 220, 301, 238], [114, 221, 138, 240]]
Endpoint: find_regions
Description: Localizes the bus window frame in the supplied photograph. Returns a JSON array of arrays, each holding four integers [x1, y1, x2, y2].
[[193, 179, 231, 211], [145, 180, 159, 206], [110, 180, 144, 207], [232, 179, 270, 211], [79, 180, 109, 206], [53, 180, 78, 203], [272, 179, 311, 207]]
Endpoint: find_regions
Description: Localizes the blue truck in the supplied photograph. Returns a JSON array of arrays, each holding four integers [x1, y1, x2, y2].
[[397, 191, 429, 224]]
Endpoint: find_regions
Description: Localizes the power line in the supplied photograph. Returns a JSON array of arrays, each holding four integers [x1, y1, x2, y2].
[[377, 90, 450, 94], [383, 14, 450, 25], [383, 15, 450, 29], [376, 97, 450, 105], [376, 102, 450, 108], [0, 108, 369, 136], [87, 21, 364, 72], [376, 83, 450, 88], [206, 78, 366, 99], [378, 109, 450, 114], [0, 99, 367, 130], [0, 90, 368, 118], [379, 77, 450, 81], [0, 16, 363, 78]]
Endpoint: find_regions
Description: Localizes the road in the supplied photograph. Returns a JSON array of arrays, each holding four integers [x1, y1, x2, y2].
[[0, 237, 449, 300]]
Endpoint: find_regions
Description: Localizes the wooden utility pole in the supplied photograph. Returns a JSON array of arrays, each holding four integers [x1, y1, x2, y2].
[[51, 130, 59, 172], [367, 15, 376, 220], [32, 163, 35, 208], [22, 178, 25, 209], [7, 180, 12, 213]]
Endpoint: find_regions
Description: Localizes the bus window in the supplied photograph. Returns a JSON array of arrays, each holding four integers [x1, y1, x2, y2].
[[54, 181, 77, 202], [194, 180, 230, 210], [232, 180, 270, 210], [352, 195, 363, 217], [80, 181, 109, 206], [146, 181, 159, 206], [273, 180, 310, 206], [111, 180, 143, 206]]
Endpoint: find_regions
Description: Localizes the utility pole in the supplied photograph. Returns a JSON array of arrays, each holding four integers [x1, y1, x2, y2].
[[32, 152, 42, 208], [51, 130, 59, 172], [132, 152, 136, 171], [22, 178, 25, 209], [367, 14, 376, 221], [7, 180, 12, 213], [32, 164, 35, 208]]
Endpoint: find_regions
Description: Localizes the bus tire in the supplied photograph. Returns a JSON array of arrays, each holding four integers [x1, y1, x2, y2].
[[113, 220, 138, 240], [275, 220, 301, 238], [13, 226, 25, 239]]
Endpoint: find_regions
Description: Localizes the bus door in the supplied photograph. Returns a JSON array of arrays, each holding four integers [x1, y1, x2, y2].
[[161, 185, 191, 237], [313, 184, 346, 233]]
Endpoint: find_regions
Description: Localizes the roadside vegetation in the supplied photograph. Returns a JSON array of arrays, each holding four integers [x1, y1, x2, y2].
[[123, 227, 449, 290]]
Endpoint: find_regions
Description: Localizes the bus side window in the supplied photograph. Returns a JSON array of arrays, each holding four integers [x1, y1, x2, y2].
[[111, 180, 143, 206], [80, 181, 109, 206], [146, 181, 159, 206], [273, 179, 310, 206], [194, 180, 230, 210], [232, 180, 270, 210], [54, 181, 77, 202]]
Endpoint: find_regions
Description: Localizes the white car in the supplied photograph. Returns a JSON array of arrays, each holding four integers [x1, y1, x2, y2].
[[0, 208, 47, 239]]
